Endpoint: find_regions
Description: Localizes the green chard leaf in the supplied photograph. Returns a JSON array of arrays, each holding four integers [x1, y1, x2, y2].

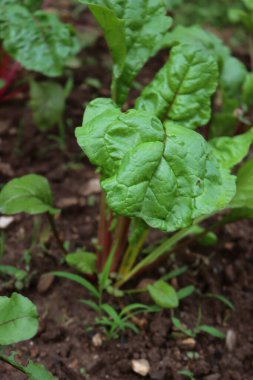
[[0, 174, 59, 215], [164, 25, 230, 58], [230, 156, 253, 209], [0, 5, 79, 76], [76, 99, 235, 232], [83, 3, 126, 81], [163, 25, 247, 136], [209, 128, 253, 169], [0, 293, 38, 345], [135, 44, 218, 129], [82, 0, 172, 105], [29, 81, 66, 131]]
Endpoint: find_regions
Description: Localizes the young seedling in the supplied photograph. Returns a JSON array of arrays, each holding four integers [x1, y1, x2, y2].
[[178, 370, 196, 380], [52, 254, 159, 340], [0, 174, 67, 258], [172, 305, 226, 340], [0, 293, 58, 379]]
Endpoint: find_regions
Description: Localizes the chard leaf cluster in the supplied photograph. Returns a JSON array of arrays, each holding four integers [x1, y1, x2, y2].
[[76, 44, 236, 233], [0, 2, 79, 76], [82, 0, 173, 104]]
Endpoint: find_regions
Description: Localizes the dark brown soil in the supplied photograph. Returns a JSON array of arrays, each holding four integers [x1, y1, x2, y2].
[[1, 5, 253, 380]]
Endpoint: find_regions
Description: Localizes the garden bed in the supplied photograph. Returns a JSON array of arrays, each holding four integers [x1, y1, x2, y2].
[[0, 4, 253, 380]]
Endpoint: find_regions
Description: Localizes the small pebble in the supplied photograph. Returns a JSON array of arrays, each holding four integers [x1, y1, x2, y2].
[[131, 359, 151, 377], [226, 329, 237, 352], [92, 333, 103, 347], [37, 274, 55, 294], [0, 216, 14, 229], [180, 338, 196, 349]]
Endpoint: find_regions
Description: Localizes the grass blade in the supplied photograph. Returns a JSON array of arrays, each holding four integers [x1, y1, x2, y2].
[[52, 271, 99, 298]]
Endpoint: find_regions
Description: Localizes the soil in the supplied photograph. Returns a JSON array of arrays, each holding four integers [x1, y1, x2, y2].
[[0, 5, 253, 380]]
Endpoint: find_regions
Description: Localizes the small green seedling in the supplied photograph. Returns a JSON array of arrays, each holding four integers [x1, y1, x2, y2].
[[172, 306, 225, 340], [52, 253, 159, 339], [205, 293, 235, 311], [0, 293, 58, 379], [178, 370, 196, 380]]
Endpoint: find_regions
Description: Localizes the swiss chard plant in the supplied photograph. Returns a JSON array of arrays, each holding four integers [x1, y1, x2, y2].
[[0, 0, 79, 77], [0, 0, 253, 313], [0, 293, 58, 379], [0, 0, 79, 105]]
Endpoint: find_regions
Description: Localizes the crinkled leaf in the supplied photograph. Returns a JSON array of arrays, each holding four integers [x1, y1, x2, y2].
[[29, 81, 66, 131], [209, 128, 253, 169], [0, 174, 58, 215], [164, 25, 230, 59], [230, 156, 253, 209], [76, 98, 162, 177], [0, 5, 79, 76], [76, 99, 235, 232], [102, 121, 235, 232], [135, 44, 218, 129], [0, 293, 38, 345], [164, 26, 247, 108], [81, 0, 172, 105], [147, 280, 179, 309], [66, 251, 97, 275]]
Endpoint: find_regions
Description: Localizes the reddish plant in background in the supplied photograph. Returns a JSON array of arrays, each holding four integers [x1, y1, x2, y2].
[[0, 46, 23, 101]]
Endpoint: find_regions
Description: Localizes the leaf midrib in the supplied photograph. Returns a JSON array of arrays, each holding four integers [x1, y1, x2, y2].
[[161, 52, 196, 122]]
